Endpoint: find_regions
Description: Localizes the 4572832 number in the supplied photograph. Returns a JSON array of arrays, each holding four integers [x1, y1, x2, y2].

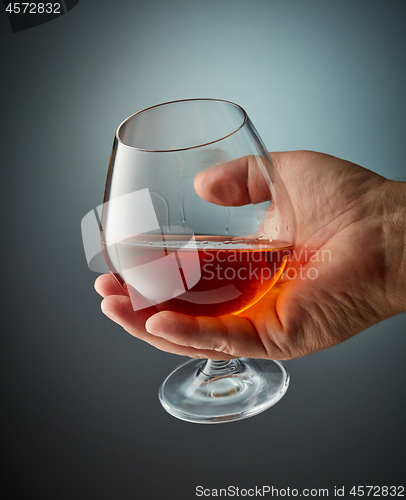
[[349, 486, 404, 497], [5, 3, 61, 14]]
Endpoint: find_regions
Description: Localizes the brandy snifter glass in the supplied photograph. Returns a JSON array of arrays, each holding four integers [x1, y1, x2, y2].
[[100, 99, 296, 423]]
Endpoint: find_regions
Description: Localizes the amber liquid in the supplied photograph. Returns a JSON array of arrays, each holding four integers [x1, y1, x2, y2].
[[102, 235, 292, 317]]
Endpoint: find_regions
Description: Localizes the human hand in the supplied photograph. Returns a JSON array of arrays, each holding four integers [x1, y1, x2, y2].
[[95, 151, 406, 360]]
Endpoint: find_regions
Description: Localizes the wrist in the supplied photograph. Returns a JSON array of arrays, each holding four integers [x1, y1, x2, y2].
[[381, 179, 406, 315]]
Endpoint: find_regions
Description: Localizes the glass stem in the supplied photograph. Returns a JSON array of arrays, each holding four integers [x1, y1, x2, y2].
[[201, 359, 243, 377]]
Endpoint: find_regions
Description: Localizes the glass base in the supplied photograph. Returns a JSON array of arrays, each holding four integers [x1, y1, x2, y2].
[[158, 358, 289, 424]]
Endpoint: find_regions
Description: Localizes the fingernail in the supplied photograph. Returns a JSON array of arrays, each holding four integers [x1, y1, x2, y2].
[[102, 308, 117, 321], [145, 319, 164, 337]]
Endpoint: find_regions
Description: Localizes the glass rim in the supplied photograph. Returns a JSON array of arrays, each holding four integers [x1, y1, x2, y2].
[[116, 98, 248, 153]]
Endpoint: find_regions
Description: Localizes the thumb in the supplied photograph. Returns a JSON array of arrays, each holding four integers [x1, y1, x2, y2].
[[194, 155, 273, 206]]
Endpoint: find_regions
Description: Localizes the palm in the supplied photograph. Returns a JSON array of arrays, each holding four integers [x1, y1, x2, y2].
[[244, 151, 388, 358]]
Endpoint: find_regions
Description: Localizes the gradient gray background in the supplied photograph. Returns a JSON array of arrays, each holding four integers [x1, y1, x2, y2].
[[1, 0, 405, 498]]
